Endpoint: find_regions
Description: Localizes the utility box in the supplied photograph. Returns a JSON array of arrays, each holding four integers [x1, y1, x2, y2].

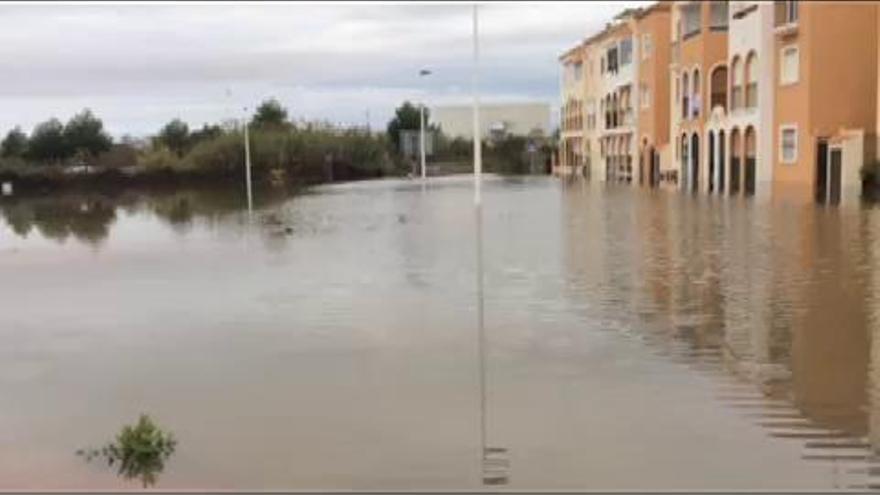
[[399, 130, 435, 160]]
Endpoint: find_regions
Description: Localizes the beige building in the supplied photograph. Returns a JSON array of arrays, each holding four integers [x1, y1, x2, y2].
[[559, 4, 673, 184], [559, 46, 585, 174], [596, 17, 639, 183]]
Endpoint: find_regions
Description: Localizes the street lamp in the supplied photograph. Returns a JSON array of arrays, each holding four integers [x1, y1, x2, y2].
[[243, 106, 253, 218], [419, 68, 432, 180]]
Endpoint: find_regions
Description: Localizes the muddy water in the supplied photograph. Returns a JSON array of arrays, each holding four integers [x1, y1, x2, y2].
[[1, 176, 879, 490]]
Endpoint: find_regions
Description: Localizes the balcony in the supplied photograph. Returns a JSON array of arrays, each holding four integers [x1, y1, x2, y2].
[[774, 0, 799, 36]]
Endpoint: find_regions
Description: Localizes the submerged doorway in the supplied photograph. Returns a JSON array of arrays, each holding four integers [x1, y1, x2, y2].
[[815, 140, 842, 204], [708, 131, 715, 193], [744, 127, 756, 196], [691, 134, 700, 192]]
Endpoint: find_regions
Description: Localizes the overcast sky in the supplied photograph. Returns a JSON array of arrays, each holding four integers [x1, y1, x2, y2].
[[0, 1, 646, 138]]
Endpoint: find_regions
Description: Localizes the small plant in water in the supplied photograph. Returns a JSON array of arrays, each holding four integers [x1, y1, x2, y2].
[[77, 414, 177, 488]]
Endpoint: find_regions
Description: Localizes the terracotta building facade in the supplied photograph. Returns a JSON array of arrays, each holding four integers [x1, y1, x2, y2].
[[559, 0, 880, 204]]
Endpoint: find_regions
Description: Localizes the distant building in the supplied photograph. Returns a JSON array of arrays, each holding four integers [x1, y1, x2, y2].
[[431, 102, 551, 141]]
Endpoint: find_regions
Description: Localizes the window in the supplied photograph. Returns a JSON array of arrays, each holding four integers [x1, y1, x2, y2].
[[710, 66, 728, 111], [620, 39, 633, 67], [731, 56, 742, 109], [681, 72, 690, 119], [573, 62, 583, 81], [607, 46, 619, 74], [691, 69, 701, 118], [642, 33, 652, 60], [601, 56, 606, 74], [745, 53, 758, 108], [775, 0, 798, 26], [780, 45, 799, 85], [710, 1, 729, 29], [780, 126, 797, 163], [641, 84, 650, 109], [682, 3, 702, 39]]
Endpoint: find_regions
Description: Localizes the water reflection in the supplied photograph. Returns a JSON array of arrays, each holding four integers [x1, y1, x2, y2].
[[561, 182, 880, 489], [0, 185, 296, 247], [1, 196, 117, 245]]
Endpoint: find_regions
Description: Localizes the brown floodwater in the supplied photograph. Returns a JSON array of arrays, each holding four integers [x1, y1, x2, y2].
[[2, 175, 880, 490]]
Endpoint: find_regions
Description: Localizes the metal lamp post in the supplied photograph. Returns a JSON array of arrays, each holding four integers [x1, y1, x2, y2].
[[419, 69, 432, 180], [243, 106, 253, 218]]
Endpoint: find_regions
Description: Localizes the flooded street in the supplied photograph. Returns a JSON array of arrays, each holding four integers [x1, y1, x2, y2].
[[2, 175, 880, 489]]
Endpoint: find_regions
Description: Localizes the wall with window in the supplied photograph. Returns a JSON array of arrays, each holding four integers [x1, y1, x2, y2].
[[772, 1, 878, 192]]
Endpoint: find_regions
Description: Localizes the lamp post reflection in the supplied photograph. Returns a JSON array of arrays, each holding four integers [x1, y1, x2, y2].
[[472, 3, 509, 486]]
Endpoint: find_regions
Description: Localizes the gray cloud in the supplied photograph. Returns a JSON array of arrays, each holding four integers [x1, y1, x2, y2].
[[0, 2, 647, 137]]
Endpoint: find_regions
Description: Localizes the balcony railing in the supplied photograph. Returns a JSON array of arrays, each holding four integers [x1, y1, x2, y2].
[[774, 0, 799, 34], [731, 86, 743, 111], [746, 83, 758, 109], [711, 91, 727, 112]]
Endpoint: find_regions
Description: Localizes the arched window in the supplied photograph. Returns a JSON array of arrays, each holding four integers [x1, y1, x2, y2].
[[692, 68, 701, 118], [710, 65, 728, 112], [681, 72, 690, 120], [745, 52, 758, 108], [731, 56, 742, 110]]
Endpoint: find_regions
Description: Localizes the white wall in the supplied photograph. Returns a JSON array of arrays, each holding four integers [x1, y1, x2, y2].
[[432, 102, 552, 140], [725, 2, 775, 198]]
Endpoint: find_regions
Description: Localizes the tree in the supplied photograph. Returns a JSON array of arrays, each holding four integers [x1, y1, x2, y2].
[[386, 101, 424, 152], [156, 119, 190, 157], [251, 98, 289, 129], [26, 118, 68, 164], [63, 109, 112, 160], [1, 127, 28, 158], [188, 124, 223, 147]]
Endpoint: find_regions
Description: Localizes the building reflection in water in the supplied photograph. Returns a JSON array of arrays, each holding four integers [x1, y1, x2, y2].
[[561, 182, 880, 490]]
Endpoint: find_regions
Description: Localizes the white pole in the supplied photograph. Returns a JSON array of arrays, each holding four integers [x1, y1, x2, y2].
[[420, 103, 426, 180], [473, 4, 482, 205], [472, 2, 488, 484], [244, 111, 253, 217]]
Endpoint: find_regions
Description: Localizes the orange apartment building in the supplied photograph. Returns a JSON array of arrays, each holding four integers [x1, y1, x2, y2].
[[670, 1, 728, 191], [560, 1, 880, 203], [635, 2, 672, 187], [772, 1, 878, 204]]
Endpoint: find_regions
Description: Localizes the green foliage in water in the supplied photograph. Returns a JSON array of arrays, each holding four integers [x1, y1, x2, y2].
[[77, 414, 177, 488]]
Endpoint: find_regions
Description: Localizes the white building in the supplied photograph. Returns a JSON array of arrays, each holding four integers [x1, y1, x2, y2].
[[704, 1, 775, 199], [432, 102, 551, 141]]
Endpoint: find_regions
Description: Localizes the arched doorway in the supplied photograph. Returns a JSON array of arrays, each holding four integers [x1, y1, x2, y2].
[[730, 128, 741, 195], [690, 133, 700, 192], [708, 131, 716, 193], [680, 134, 689, 188], [640, 139, 648, 186], [744, 126, 756, 195]]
